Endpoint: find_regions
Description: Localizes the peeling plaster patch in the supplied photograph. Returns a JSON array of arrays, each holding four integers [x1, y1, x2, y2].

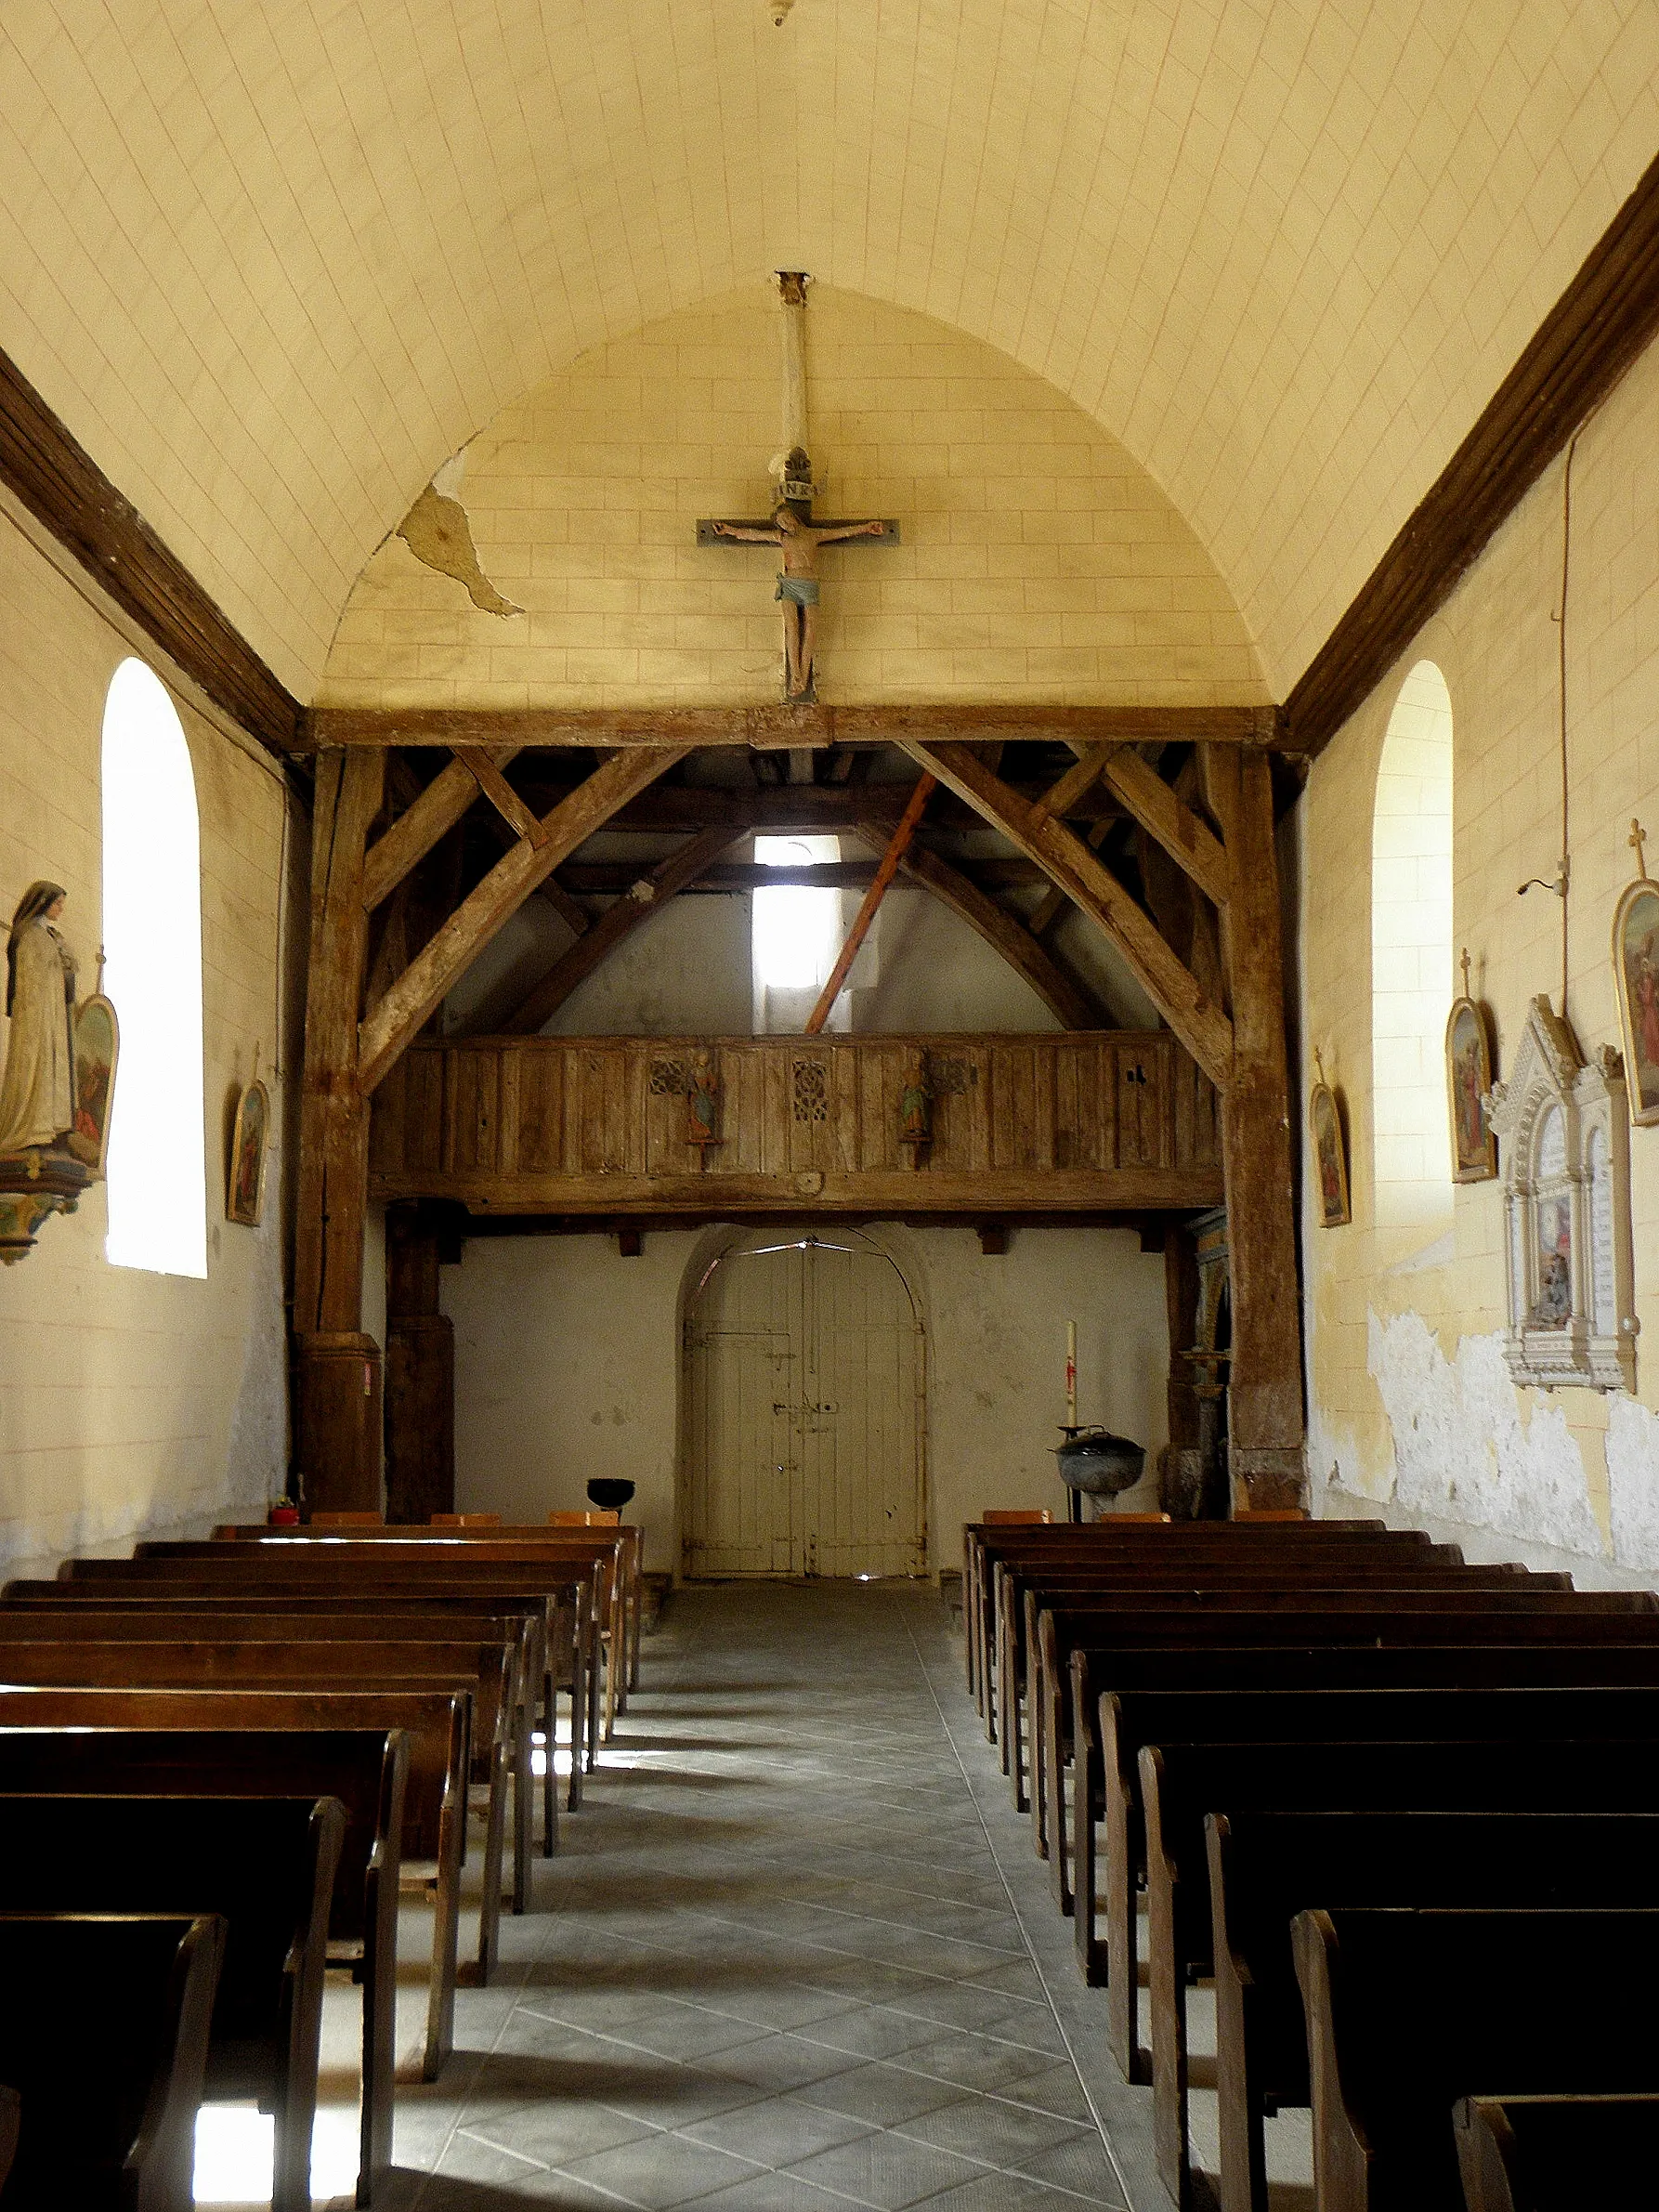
[[1609, 1395, 1659, 1569], [396, 481, 522, 617], [1367, 1309, 1603, 1554]]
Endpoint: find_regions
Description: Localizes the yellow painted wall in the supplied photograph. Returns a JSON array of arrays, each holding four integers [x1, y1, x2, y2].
[[320, 284, 1268, 712], [0, 505, 293, 1574], [1301, 322, 1659, 1567]]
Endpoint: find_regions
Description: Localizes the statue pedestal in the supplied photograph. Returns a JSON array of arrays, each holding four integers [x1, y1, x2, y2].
[[0, 1148, 93, 1263], [292, 1331, 383, 1515]]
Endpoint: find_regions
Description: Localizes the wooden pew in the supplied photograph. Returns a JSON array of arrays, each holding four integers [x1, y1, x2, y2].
[[1452, 2092, 1659, 2212], [1212, 1813, 1659, 2212], [0, 1686, 466, 2085], [1293, 1908, 1659, 2212], [1073, 1642, 1659, 2009], [0, 1603, 542, 1901], [0, 1637, 514, 1983], [0, 2082, 16, 2193], [964, 1522, 1430, 1728], [1038, 1590, 1657, 1892], [0, 1725, 405, 2206], [101, 1546, 601, 1806], [1009, 1568, 1561, 1827], [0, 1912, 224, 2212], [0, 1797, 341, 2212], [7, 1581, 561, 1858]]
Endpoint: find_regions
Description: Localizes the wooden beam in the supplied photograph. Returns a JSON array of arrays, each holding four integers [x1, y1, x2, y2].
[[372, 1166, 1225, 1215], [805, 775, 934, 1033], [1081, 746, 1232, 910], [500, 823, 748, 1035], [1202, 744, 1303, 1508], [357, 748, 690, 1093], [362, 750, 523, 912], [457, 748, 548, 848], [0, 347, 302, 757], [882, 836, 1098, 1028], [1033, 747, 1110, 824], [899, 740, 1234, 1086], [536, 877, 591, 939], [1285, 139, 1659, 759], [303, 701, 1282, 752], [558, 857, 1050, 893]]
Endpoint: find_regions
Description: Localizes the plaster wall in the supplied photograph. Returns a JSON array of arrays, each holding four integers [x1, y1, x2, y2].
[[320, 285, 1267, 713], [1300, 320, 1659, 1579], [0, 507, 292, 1575], [443, 1222, 1168, 1577]]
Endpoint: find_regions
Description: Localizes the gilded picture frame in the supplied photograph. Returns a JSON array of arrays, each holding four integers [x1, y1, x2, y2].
[[228, 1078, 270, 1227], [1613, 873, 1659, 1126], [1310, 1080, 1351, 1228], [1444, 996, 1497, 1180]]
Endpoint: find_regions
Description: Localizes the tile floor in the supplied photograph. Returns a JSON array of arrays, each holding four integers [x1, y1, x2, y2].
[[381, 1581, 1157, 2210]]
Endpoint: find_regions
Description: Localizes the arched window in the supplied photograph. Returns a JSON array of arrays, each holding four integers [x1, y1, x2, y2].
[[101, 659, 206, 1276], [1371, 659, 1454, 1233]]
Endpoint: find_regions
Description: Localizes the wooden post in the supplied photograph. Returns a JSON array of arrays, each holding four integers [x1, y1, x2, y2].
[[804, 773, 934, 1033], [385, 1202, 455, 1525], [1202, 747, 1305, 1510], [293, 746, 385, 1514]]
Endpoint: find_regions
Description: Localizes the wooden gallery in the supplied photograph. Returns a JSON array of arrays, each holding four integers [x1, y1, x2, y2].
[[0, 9, 1656, 2209]]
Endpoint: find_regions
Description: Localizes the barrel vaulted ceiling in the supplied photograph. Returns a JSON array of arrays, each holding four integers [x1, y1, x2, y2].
[[0, 2, 1652, 701]]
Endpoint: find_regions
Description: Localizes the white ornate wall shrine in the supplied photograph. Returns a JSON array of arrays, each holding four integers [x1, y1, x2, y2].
[[1484, 996, 1637, 1393]]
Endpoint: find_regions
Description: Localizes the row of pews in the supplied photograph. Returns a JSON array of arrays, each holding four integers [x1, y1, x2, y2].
[[963, 1509, 1659, 2212], [0, 1512, 643, 2210]]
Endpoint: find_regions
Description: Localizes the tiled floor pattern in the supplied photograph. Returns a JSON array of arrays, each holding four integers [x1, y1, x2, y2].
[[383, 1582, 1144, 2210]]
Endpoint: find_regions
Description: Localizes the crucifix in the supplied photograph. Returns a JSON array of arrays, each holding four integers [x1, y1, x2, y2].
[[698, 272, 900, 704]]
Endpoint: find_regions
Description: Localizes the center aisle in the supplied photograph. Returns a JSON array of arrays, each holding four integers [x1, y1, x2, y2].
[[387, 1582, 1146, 2210]]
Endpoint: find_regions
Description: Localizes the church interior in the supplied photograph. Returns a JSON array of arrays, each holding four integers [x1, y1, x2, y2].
[[2, 4, 1659, 2207]]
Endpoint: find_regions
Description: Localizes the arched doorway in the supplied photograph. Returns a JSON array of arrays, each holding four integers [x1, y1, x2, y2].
[[682, 1229, 926, 1578]]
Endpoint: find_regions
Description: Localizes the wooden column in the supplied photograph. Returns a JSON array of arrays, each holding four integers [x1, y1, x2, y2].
[[1202, 747, 1305, 1510], [385, 1202, 455, 1525], [293, 747, 385, 1513]]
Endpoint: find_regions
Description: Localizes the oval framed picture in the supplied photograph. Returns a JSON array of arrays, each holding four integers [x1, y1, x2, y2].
[[1444, 995, 1496, 1180], [70, 992, 119, 1179], [1613, 873, 1659, 1126], [228, 1079, 270, 1226], [1310, 1080, 1350, 1228]]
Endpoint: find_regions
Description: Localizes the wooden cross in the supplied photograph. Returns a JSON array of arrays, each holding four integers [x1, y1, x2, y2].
[[1632, 819, 1651, 881], [1459, 948, 1471, 1001], [698, 273, 899, 705]]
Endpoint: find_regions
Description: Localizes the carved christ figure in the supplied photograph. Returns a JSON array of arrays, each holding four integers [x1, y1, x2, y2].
[[709, 450, 889, 702]]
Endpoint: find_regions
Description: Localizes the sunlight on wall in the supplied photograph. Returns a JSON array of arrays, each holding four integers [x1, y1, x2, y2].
[[1371, 659, 1454, 1233], [101, 657, 207, 1277], [752, 834, 849, 1032]]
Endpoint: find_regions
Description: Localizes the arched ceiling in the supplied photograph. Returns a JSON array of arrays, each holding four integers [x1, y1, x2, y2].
[[0, 1, 1652, 702]]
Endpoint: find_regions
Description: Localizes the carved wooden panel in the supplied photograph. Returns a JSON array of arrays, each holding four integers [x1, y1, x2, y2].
[[369, 1032, 1222, 1215]]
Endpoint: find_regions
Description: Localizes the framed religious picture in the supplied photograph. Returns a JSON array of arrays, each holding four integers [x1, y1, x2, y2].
[[227, 1078, 270, 1226], [1613, 824, 1659, 1126], [1444, 957, 1496, 1180], [1310, 1074, 1351, 1228], [69, 992, 118, 1179]]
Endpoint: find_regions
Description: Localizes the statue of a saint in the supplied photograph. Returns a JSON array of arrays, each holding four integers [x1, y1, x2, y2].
[[0, 882, 77, 1157], [898, 1049, 932, 1150], [686, 1050, 720, 1148]]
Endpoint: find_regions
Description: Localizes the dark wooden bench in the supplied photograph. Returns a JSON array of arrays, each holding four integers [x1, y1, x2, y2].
[[967, 1523, 1437, 1731], [0, 1635, 514, 1984], [0, 2081, 16, 2192], [1452, 2092, 1659, 2212], [1210, 1810, 1659, 2212], [1293, 1908, 1659, 2212], [0, 1724, 405, 2206], [961, 1517, 1405, 1708], [0, 1912, 224, 2212], [0, 1796, 340, 2212], [0, 1603, 544, 1900], [0, 1685, 467, 2086], [73, 1550, 596, 1813], [1073, 1643, 1659, 2009], [1038, 1594, 1659, 1894], [11, 1578, 563, 1853], [1010, 1571, 1574, 1830]]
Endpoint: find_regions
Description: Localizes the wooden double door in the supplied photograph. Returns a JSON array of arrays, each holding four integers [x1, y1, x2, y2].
[[684, 1230, 926, 1578]]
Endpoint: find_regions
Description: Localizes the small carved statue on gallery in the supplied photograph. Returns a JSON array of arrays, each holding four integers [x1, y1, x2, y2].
[[0, 881, 76, 1158]]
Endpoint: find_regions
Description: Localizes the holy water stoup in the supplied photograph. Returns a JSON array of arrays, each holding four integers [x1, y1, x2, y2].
[[698, 272, 900, 703]]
